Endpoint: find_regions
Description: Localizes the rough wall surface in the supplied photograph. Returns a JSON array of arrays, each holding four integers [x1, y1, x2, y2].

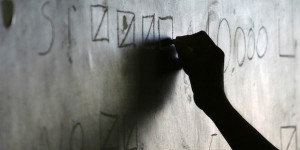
[[0, 0, 299, 149]]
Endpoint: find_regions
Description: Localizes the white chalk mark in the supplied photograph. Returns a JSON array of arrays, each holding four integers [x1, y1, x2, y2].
[[88, 48, 94, 71]]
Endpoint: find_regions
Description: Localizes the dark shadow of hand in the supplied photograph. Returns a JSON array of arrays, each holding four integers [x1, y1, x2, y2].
[[127, 38, 181, 120]]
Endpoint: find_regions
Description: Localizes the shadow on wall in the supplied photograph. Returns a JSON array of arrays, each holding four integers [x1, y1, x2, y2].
[[129, 38, 182, 121], [37, 38, 182, 150]]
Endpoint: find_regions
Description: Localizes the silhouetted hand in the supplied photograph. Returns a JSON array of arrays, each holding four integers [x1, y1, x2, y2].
[[175, 31, 278, 150], [175, 31, 226, 111]]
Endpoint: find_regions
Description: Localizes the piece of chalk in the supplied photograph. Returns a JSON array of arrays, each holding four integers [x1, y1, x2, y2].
[[158, 38, 176, 47]]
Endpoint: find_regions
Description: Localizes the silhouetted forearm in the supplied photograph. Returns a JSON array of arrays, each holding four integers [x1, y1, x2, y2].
[[201, 95, 278, 150], [174, 31, 278, 149]]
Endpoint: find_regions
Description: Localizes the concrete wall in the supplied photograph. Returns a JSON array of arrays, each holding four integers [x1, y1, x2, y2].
[[0, 0, 299, 149]]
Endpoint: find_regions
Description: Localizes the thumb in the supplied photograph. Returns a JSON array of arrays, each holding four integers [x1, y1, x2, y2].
[[175, 41, 194, 75]]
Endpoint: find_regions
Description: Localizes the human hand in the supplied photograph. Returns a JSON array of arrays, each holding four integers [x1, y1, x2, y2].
[[175, 31, 227, 111]]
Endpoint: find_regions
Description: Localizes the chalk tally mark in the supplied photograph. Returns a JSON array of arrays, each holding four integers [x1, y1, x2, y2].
[[206, 11, 216, 35], [91, 5, 109, 42], [142, 14, 155, 43], [68, 5, 76, 45], [123, 115, 138, 150], [206, 9, 218, 42], [1, 0, 14, 28], [158, 16, 173, 40], [117, 10, 135, 47], [39, 1, 55, 56], [280, 126, 297, 150], [67, 5, 76, 64], [278, 0, 295, 58], [69, 122, 84, 150], [100, 112, 119, 150], [209, 133, 217, 150]]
